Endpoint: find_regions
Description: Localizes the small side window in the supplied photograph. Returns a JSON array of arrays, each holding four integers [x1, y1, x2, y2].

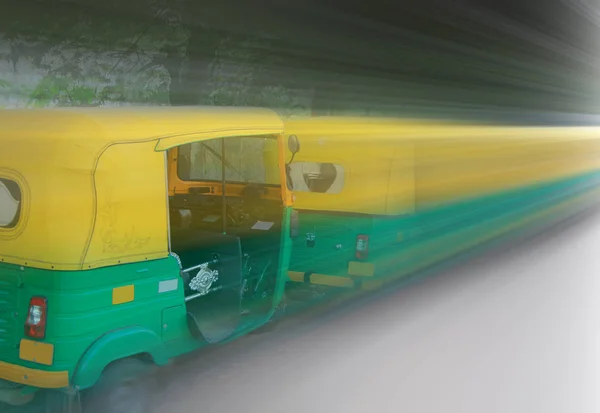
[[176, 136, 280, 185], [287, 162, 345, 194], [0, 178, 22, 229]]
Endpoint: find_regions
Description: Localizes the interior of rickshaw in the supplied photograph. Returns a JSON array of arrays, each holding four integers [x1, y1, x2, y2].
[[166, 134, 292, 342]]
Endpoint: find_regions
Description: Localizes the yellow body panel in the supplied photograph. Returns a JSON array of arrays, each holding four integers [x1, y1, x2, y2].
[[0, 360, 69, 388], [0, 106, 285, 270], [19, 339, 54, 366], [412, 133, 600, 209], [112, 285, 135, 305], [347, 261, 375, 277], [284, 117, 416, 215], [287, 270, 354, 287], [284, 117, 600, 214]]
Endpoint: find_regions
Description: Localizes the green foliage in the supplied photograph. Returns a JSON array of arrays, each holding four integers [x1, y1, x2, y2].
[[28, 75, 72, 107], [1, 2, 183, 107]]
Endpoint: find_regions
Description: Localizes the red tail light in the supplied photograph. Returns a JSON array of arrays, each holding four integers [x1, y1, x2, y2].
[[25, 297, 47, 339], [355, 234, 370, 260]]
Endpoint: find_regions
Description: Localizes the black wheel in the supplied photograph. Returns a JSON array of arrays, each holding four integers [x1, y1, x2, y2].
[[84, 358, 158, 413]]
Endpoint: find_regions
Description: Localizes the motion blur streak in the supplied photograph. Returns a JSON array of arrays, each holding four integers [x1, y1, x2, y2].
[[0, 0, 600, 116], [149, 206, 600, 413]]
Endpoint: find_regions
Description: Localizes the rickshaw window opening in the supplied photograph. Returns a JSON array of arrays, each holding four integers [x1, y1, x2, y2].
[[286, 162, 345, 194], [176, 136, 281, 186], [0, 178, 22, 229]]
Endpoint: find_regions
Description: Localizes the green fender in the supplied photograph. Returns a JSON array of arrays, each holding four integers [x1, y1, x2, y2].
[[72, 327, 168, 390]]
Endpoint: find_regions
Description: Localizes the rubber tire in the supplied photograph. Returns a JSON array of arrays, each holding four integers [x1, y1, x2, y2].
[[84, 358, 158, 413]]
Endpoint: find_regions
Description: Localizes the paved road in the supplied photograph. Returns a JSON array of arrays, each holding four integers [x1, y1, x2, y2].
[[148, 206, 600, 413]]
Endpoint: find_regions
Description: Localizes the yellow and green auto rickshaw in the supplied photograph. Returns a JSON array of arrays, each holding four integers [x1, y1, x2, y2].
[[284, 116, 600, 291], [0, 106, 300, 412]]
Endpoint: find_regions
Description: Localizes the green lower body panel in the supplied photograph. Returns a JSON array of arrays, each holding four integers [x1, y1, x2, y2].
[[288, 171, 600, 288]]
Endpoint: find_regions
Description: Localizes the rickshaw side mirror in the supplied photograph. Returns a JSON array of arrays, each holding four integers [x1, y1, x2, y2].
[[288, 135, 300, 155]]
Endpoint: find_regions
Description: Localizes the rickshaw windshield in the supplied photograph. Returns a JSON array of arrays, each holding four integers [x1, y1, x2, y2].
[[177, 136, 280, 185]]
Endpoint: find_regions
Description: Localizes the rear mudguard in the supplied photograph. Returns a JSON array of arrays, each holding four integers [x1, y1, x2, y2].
[[72, 327, 168, 390]]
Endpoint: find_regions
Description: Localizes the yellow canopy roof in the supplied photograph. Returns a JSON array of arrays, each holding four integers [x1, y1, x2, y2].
[[284, 116, 600, 215], [0, 106, 284, 271]]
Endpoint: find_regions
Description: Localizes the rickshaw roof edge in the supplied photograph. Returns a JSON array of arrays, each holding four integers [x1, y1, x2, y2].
[[0, 106, 285, 148]]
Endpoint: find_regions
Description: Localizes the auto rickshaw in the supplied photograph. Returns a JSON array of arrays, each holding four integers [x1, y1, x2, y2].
[[283, 116, 600, 290], [0, 106, 300, 412]]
